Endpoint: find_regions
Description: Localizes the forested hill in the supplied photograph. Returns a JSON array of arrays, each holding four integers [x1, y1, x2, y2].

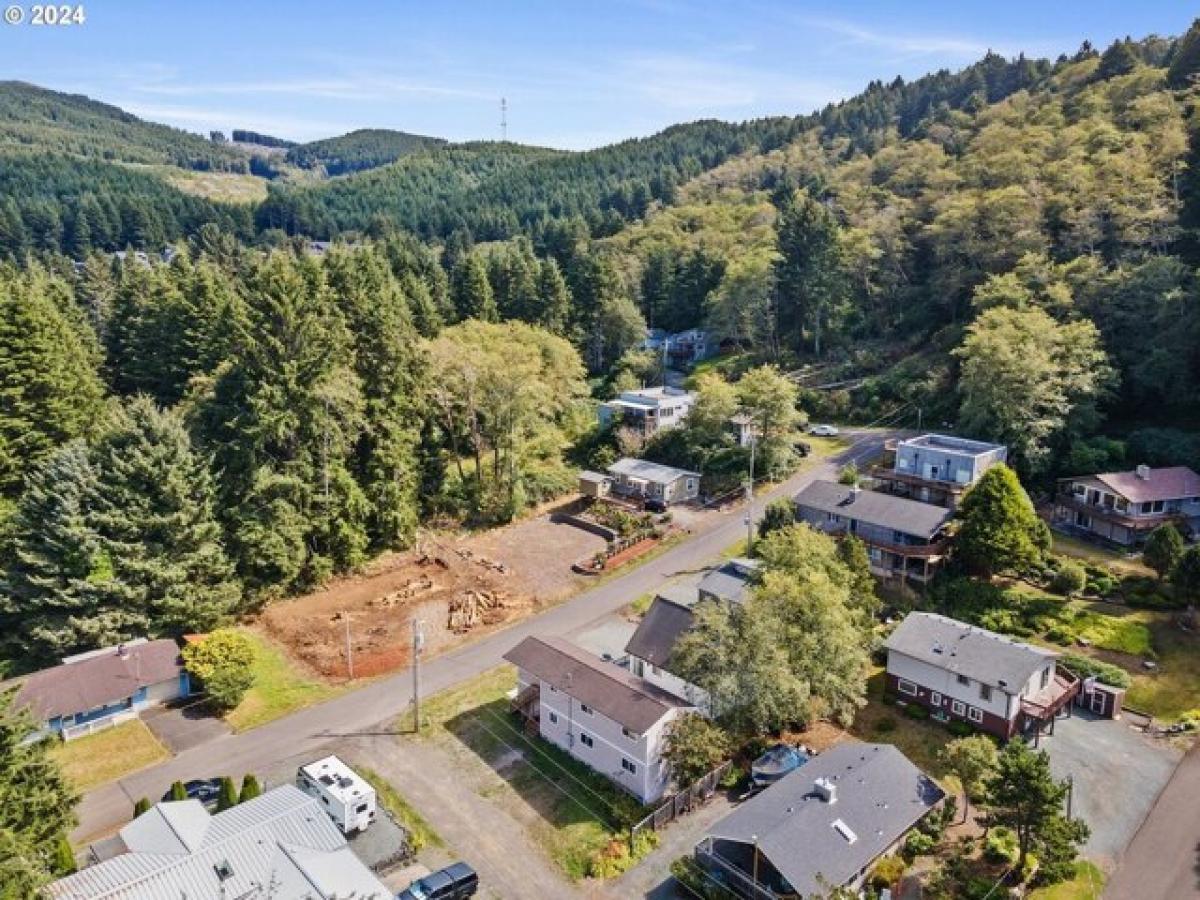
[[284, 128, 448, 175], [0, 81, 250, 171]]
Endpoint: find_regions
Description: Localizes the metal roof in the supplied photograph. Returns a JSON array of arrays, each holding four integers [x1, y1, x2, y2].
[[49, 785, 390, 900], [504, 635, 691, 733], [794, 481, 952, 539], [704, 743, 943, 896], [885, 612, 1057, 693], [607, 457, 700, 484], [900, 433, 1006, 456], [11, 639, 183, 721], [697, 559, 759, 603]]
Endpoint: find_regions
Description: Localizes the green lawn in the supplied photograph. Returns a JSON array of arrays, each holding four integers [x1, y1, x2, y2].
[[224, 628, 343, 732], [357, 766, 444, 852], [1028, 861, 1105, 900], [52, 719, 170, 791], [1070, 607, 1154, 656], [1052, 533, 1152, 578], [404, 666, 648, 880], [850, 669, 955, 782], [1125, 617, 1200, 721]]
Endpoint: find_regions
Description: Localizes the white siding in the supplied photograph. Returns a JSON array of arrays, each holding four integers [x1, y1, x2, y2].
[[631, 657, 711, 714], [886, 652, 1014, 721], [144, 678, 182, 705]]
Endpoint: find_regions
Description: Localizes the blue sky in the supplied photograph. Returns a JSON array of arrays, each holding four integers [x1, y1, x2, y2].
[[2, 1, 1193, 149]]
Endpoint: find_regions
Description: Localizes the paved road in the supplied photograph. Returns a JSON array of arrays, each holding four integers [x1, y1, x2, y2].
[[1104, 738, 1200, 900], [73, 432, 891, 849]]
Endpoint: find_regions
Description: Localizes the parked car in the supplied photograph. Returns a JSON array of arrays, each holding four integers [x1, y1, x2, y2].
[[398, 862, 479, 900], [808, 424, 839, 436], [643, 498, 667, 513], [161, 778, 222, 806]]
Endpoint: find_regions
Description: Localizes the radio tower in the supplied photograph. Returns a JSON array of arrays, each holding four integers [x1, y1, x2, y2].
[[500, 97, 508, 142]]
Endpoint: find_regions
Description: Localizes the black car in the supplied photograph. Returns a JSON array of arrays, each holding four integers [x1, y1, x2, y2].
[[398, 862, 479, 900], [161, 778, 222, 806], [644, 498, 668, 513]]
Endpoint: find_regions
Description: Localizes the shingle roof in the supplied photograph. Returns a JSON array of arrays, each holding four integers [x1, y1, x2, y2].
[[1094, 466, 1200, 504], [49, 785, 390, 900], [504, 635, 691, 733], [704, 743, 943, 897], [884, 612, 1057, 693], [697, 558, 759, 602], [624, 597, 697, 667], [11, 639, 183, 721], [608, 457, 700, 484], [794, 481, 951, 539]]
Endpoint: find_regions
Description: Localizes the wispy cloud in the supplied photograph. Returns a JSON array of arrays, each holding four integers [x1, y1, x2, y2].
[[134, 76, 491, 103], [799, 16, 996, 60], [115, 101, 353, 142]]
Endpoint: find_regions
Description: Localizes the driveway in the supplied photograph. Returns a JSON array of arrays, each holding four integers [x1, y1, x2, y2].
[[1104, 739, 1200, 899], [1039, 711, 1182, 868], [72, 431, 895, 845], [141, 700, 230, 753]]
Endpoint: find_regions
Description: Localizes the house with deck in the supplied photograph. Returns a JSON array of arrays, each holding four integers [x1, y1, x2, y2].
[[625, 558, 761, 709], [598, 386, 696, 438], [605, 457, 700, 506], [1052, 464, 1200, 547], [505, 635, 693, 804], [9, 639, 190, 741], [884, 612, 1080, 741], [793, 481, 953, 583], [873, 433, 1008, 509], [694, 743, 943, 899], [49, 785, 391, 899]]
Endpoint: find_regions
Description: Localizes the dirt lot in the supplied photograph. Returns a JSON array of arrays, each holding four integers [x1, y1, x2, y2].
[[260, 515, 607, 679]]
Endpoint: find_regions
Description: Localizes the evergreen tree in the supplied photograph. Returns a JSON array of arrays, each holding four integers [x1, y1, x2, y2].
[[132, 797, 151, 818], [954, 465, 1044, 577], [1095, 39, 1140, 80], [451, 253, 498, 322], [238, 774, 262, 803], [1143, 524, 1185, 580], [773, 191, 849, 356], [170, 780, 187, 801], [52, 833, 76, 876], [216, 776, 238, 812], [1172, 544, 1200, 604], [1166, 19, 1200, 88], [0, 268, 105, 494], [758, 498, 796, 540], [535, 257, 572, 335]]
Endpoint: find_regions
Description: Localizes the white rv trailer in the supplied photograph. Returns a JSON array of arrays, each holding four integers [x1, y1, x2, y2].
[[296, 755, 377, 835]]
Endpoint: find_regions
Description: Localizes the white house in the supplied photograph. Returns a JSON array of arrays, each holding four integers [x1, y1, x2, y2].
[[884, 612, 1080, 741], [49, 785, 391, 900], [504, 635, 694, 804], [1053, 464, 1200, 547], [598, 386, 697, 438], [9, 639, 190, 741], [874, 433, 1008, 509]]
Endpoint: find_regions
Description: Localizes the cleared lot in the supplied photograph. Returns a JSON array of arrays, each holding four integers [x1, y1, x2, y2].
[[1040, 711, 1182, 867]]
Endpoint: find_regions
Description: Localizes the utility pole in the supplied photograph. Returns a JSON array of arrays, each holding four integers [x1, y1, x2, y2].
[[342, 612, 353, 680], [744, 430, 757, 554], [917, 406, 923, 431], [411, 618, 425, 733], [500, 97, 507, 142]]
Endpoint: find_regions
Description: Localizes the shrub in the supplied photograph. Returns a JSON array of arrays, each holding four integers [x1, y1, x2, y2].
[[904, 703, 929, 721], [670, 857, 739, 899], [838, 462, 859, 486], [1051, 562, 1087, 596], [985, 826, 1019, 863], [239, 774, 262, 803], [870, 855, 907, 891], [170, 780, 187, 801], [217, 776, 238, 812], [53, 834, 76, 876], [183, 628, 257, 711], [947, 720, 974, 737], [874, 715, 897, 734], [133, 797, 151, 818], [903, 830, 936, 860], [589, 832, 658, 879], [1058, 653, 1132, 688]]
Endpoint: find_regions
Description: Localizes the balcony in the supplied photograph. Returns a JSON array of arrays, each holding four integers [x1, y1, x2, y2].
[[1054, 491, 1184, 531], [1021, 668, 1081, 722]]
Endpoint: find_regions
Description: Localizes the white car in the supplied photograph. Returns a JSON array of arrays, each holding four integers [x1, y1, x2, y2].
[[809, 424, 840, 436]]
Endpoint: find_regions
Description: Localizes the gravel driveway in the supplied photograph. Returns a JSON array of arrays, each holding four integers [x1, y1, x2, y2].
[[1039, 711, 1182, 867]]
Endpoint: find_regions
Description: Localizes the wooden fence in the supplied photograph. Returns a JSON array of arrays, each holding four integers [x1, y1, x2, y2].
[[632, 760, 733, 837]]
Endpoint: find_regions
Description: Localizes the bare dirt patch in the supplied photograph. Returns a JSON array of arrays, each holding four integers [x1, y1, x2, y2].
[[259, 515, 606, 679]]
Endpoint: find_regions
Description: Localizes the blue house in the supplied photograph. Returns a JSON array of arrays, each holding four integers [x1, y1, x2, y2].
[[10, 639, 190, 741], [875, 433, 1008, 509]]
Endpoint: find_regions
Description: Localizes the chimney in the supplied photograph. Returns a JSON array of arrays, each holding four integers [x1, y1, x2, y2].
[[1135, 464, 1151, 481], [814, 776, 838, 804]]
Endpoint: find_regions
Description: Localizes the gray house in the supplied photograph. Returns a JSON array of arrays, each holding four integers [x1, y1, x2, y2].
[[598, 386, 697, 439], [695, 743, 943, 898], [794, 481, 953, 582], [1053, 465, 1200, 547], [606, 457, 701, 505], [875, 433, 1007, 509]]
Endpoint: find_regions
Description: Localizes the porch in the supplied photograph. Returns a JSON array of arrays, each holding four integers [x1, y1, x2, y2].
[[1021, 668, 1082, 746]]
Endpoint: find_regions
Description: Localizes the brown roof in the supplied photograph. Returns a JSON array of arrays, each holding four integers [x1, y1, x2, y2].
[[503, 635, 691, 733], [1094, 467, 1200, 504], [11, 639, 183, 721]]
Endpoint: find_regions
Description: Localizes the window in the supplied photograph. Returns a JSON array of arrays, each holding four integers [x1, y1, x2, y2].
[[956, 674, 969, 686], [951, 700, 966, 716], [930, 691, 942, 707], [967, 707, 983, 724], [579, 704, 592, 715], [1141, 501, 1152, 514], [979, 684, 992, 702], [897, 679, 918, 697], [1116, 498, 1128, 512], [579, 732, 594, 748], [547, 711, 558, 725], [355, 803, 368, 814], [1040, 667, 1051, 690], [622, 727, 638, 740], [1152, 500, 1165, 513], [621, 758, 637, 775]]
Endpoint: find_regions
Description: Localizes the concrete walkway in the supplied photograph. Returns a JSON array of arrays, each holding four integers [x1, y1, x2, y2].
[[73, 432, 892, 845]]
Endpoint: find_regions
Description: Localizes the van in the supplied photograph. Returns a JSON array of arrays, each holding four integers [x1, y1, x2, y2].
[[398, 862, 479, 900]]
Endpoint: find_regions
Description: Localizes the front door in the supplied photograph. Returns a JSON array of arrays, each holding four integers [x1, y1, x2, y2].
[[1090, 690, 1106, 715]]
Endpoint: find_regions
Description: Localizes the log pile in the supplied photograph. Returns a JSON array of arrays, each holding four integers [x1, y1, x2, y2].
[[447, 589, 511, 633]]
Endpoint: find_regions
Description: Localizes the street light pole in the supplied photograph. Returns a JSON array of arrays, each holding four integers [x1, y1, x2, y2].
[[411, 618, 425, 733], [343, 611, 354, 680], [745, 431, 757, 555]]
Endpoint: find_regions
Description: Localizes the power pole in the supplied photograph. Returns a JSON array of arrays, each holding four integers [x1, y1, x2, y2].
[[500, 97, 507, 142], [744, 431, 757, 554], [411, 618, 425, 732], [343, 612, 353, 680]]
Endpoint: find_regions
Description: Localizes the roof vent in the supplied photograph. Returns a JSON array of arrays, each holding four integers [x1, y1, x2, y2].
[[832, 818, 857, 844], [814, 777, 838, 805], [213, 859, 234, 882], [1136, 464, 1151, 480]]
